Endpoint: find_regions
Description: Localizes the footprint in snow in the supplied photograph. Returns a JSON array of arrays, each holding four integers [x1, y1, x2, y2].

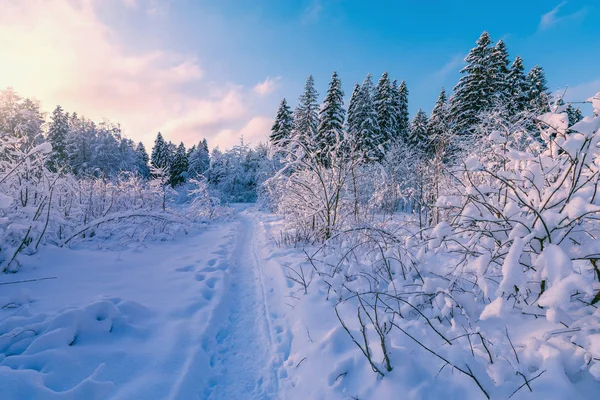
[[176, 264, 195, 272]]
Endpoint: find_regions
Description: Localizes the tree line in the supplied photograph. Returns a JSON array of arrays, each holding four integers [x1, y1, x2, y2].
[[269, 31, 579, 165]]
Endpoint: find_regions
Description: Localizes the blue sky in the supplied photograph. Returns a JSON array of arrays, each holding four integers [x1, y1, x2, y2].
[[114, 0, 599, 108], [2, 0, 599, 149]]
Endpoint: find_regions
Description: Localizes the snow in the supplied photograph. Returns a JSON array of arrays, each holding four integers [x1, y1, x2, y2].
[[0, 207, 284, 399], [29, 142, 52, 155], [588, 92, 600, 115], [0, 193, 12, 209]]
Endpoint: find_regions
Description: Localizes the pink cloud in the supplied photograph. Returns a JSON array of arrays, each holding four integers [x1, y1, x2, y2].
[[0, 0, 271, 151]]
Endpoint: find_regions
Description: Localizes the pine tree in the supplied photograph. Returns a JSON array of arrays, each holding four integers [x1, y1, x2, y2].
[[566, 104, 583, 127], [47, 105, 69, 171], [527, 65, 550, 114], [345, 83, 362, 157], [374, 72, 396, 150], [167, 141, 177, 171], [489, 40, 510, 106], [93, 123, 121, 176], [395, 80, 410, 144], [449, 31, 494, 135], [409, 109, 429, 152], [134, 142, 150, 178], [188, 138, 211, 178], [151, 132, 170, 173], [170, 142, 189, 187], [202, 138, 209, 154], [506, 55, 529, 115], [270, 98, 293, 146], [428, 88, 450, 154], [317, 71, 345, 165], [355, 74, 383, 161], [66, 114, 93, 175], [293, 75, 320, 152]]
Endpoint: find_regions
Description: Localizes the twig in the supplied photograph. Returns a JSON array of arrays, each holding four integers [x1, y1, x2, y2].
[[0, 276, 57, 285], [509, 370, 546, 398]]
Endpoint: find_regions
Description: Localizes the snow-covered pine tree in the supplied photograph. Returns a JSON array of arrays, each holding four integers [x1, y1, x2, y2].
[[188, 139, 210, 178], [389, 80, 400, 138], [506, 55, 529, 115], [374, 72, 396, 150], [134, 142, 150, 178], [187, 144, 196, 159], [489, 40, 510, 107], [566, 104, 583, 127], [395, 80, 410, 144], [527, 65, 550, 114], [409, 109, 430, 153], [270, 98, 294, 147], [317, 71, 345, 166], [449, 31, 493, 135], [46, 105, 69, 171], [293, 75, 320, 153], [170, 142, 189, 187], [343, 83, 362, 159], [92, 122, 121, 176], [151, 132, 170, 174], [427, 87, 450, 154], [66, 114, 95, 175], [355, 74, 383, 161]]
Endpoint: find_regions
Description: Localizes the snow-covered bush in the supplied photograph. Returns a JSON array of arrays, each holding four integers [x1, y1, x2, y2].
[[0, 136, 230, 272], [266, 133, 367, 242], [286, 99, 600, 398]]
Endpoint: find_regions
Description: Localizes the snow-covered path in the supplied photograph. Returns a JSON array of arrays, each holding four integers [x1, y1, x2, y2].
[[0, 208, 284, 399], [198, 210, 278, 399]]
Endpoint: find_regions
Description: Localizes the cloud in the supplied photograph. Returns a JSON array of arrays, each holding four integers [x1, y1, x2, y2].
[[562, 79, 600, 102], [253, 77, 281, 96], [539, 2, 587, 30], [212, 116, 272, 149], [434, 54, 465, 78], [301, 0, 323, 24], [0, 0, 268, 151]]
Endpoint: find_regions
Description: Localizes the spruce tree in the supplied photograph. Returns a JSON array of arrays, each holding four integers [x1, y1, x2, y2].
[[566, 104, 583, 127], [449, 31, 494, 135], [188, 139, 210, 178], [395, 80, 410, 144], [374, 72, 396, 150], [390, 80, 400, 137], [428, 88, 449, 154], [170, 142, 189, 187], [317, 71, 345, 165], [293, 75, 320, 152], [270, 98, 293, 147], [409, 109, 430, 152], [151, 132, 170, 173], [134, 142, 150, 178], [355, 74, 383, 161], [47, 105, 69, 171], [345, 83, 361, 157], [527, 65, 550, 114], [506, 55, 529, 115], [489, 40, 510, 106]]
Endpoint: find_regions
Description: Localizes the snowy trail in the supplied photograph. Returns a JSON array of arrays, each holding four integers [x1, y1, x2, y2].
[[199, 210, 279, 399], [0, 208, 287, 400]]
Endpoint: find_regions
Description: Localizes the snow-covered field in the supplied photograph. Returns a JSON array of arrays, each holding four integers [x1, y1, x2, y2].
[[2, 205, 600, 399], [0, 207, 290, 399]]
